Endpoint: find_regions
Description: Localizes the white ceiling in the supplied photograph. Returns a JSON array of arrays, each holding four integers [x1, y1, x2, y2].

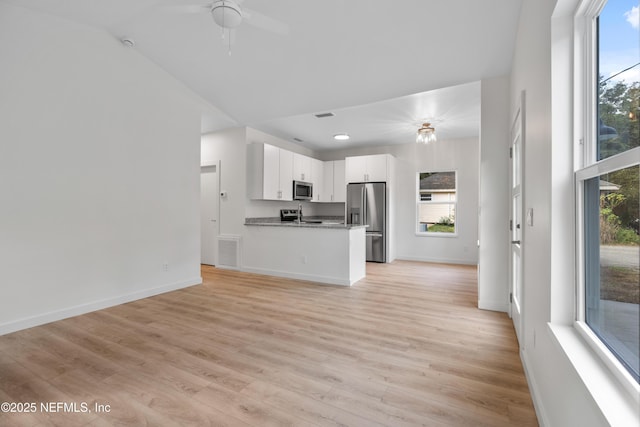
[[3, 0, 523, 151]]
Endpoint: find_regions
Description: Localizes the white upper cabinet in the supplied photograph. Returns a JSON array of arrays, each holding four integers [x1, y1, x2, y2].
[[292, 153, 312, 182], [333, 160, 346, 202], [279, 149, 293, 200], [345, 154, 391, 183], [247, 143, 293, 201], [262, 143, 280, 200], [310, 158, 324, 202], [322, 160, 346, 203]]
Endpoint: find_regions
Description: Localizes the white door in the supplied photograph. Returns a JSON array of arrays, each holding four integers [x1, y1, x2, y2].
[[201, 164, 219, 266], [510, 94, 525, 348]]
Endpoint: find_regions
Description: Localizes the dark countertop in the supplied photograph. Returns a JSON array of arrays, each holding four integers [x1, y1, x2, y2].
[[244, 217, 366, 230]]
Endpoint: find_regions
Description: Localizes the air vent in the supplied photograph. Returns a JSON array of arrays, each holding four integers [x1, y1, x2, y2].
[[314, 112, 335, 118], [293, 137, 304, 143], [217, 235, 241, 270]]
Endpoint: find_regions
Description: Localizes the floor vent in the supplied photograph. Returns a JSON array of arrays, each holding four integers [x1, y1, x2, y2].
[[217, 235, 241, 269]]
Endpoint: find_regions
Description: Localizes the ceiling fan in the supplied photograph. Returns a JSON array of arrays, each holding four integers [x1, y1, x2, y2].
[[169, 0, 289, 54]]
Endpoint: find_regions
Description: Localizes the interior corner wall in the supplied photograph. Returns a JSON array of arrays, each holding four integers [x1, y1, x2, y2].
[[478, 76, 511, 312], [0, 4, 203, 334]]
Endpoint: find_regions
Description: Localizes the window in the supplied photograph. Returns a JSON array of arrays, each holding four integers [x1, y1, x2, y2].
[[417, 171, 456, 234], [577, 0, 639, 383]]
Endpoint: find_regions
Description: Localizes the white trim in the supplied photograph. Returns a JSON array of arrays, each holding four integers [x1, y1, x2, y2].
[[241, 267, 357, 287], [395, 255, 477, 266], [477, 299, 509, 313], [548, 323, 640, 426], [575, 321, 640, 399], [414, 232, 458, 238], [0, 277, 202, 336], [520, 348, 551, 427], [575, 147, 640, 180]]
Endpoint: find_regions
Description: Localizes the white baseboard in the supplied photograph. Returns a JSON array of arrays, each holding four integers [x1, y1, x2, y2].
[[0, 277, 202, 336], [521, 349, 550, 427], [241, 266, 352, 286], [478, 299, 509, 313], [395, 254, 478, 266]]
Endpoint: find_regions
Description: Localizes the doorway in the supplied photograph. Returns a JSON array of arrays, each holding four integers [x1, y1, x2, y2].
[[201, 163, 220, 266], [510, 93, 525, 348]]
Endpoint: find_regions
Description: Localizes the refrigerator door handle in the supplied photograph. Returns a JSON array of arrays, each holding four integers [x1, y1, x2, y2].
[[367, 232, 383, 237], [360, 185, 367, 225]]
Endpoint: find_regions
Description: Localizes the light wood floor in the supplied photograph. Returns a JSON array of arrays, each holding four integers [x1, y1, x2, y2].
[[0, 261, 538, 426]]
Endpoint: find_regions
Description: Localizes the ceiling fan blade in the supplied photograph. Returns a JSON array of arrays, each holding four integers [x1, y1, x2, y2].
[[161, 4, 211, 14], [242, 7, 289, 36]]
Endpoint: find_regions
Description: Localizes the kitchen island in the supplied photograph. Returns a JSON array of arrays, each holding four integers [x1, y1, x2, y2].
[[243, 217, 366, 286]]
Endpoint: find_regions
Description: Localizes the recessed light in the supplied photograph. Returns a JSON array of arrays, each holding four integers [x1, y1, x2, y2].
[[333, 133, 350, 141]]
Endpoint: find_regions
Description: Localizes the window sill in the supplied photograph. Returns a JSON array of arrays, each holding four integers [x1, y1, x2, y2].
[[415, 232, 458, 238], [547, 323, 639, 426]]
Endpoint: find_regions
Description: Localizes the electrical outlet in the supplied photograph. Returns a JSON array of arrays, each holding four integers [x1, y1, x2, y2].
[[163, 263, 169, 271], [302, 255, 307, 264]]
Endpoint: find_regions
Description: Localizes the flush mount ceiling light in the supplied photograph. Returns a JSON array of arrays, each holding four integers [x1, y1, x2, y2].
[[334, 134, 350, 141], [416, 123, 437, 144]]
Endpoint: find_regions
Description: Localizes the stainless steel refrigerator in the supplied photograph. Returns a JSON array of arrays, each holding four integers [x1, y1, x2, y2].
[[346, 182, 386, 262]]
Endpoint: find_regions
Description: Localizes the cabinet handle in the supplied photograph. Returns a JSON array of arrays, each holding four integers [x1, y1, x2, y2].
[[301, 173, 305, 180]]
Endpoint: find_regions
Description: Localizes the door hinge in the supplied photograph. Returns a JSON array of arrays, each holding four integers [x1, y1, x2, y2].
[[510, 293, 513, 303], [509, 147, 513, 159]]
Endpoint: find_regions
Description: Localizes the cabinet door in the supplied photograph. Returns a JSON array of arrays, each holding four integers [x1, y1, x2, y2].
[[293, 153, 311, 181], [323, 161, 335, 202], [311, 158, 324, 202], [345, 156, 367, 183], [366, 154, 388, 182], [262, 144, 281, 200], [333, 160, 346, 202], [279, 149, 293, 200]]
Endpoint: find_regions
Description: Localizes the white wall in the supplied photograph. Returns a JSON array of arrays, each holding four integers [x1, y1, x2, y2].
[[0, 4, 203, 334], [201, 127, 248, 237], [478, 76, 511, 312], [509, 0, 611, 425]]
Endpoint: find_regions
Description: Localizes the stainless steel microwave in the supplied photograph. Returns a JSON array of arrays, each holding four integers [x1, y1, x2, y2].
[[293, 180, 313, 200]]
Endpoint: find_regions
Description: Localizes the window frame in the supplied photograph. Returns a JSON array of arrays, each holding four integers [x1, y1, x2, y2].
[[574, 0, 640, 392], [415, 170, 458, 237]]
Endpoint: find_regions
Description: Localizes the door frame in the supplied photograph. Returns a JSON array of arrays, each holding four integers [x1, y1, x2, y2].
[[509, 92, 525, 349], [201, 160, 221, 266]]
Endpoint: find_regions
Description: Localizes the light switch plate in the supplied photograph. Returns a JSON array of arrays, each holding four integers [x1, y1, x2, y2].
[[526, 208, 533, 226]]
